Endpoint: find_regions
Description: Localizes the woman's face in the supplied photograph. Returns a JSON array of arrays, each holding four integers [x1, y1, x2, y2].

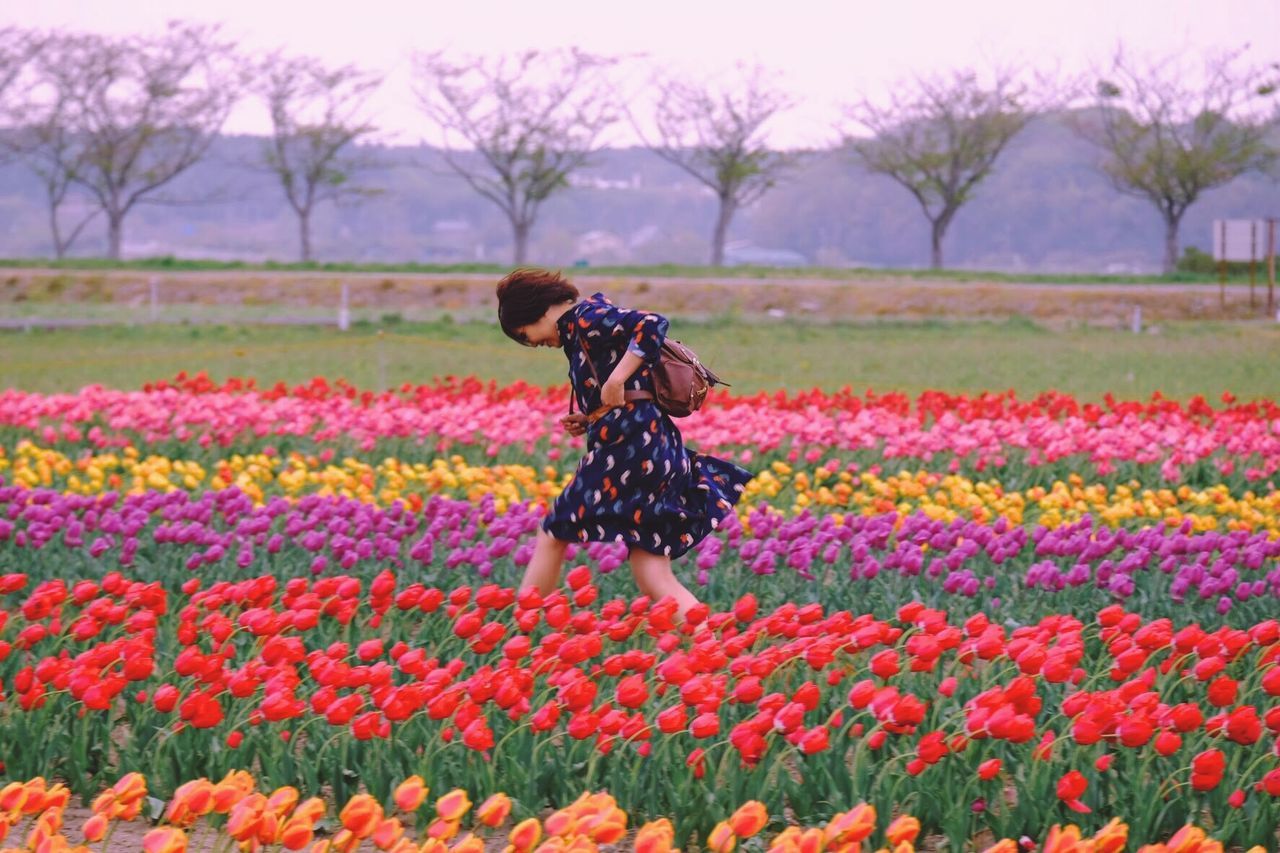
[[515, 303, 567, 348]]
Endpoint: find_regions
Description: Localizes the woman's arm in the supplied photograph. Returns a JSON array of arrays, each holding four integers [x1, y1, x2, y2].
[[600, 350, 645, 407], [583, 298, 669, 408]]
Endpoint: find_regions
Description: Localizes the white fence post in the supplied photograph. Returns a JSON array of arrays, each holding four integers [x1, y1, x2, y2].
[[338, 282, 350, 331], [149, 277, 159, 323], [1130, 306, 1141, 334]]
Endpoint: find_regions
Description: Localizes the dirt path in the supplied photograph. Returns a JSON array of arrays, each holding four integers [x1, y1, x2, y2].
[[3, 266, 1276, 325]]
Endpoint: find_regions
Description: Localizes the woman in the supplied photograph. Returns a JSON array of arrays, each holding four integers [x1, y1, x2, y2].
[[496, 268, 752, 617]]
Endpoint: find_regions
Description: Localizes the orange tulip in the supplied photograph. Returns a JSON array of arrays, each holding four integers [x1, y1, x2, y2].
[[268, 786, 301, 817], [450, 832, 486, 853], [331, 829, 361, 853], [476, 793, 513, 828], [82, 813, 109, 843], [435, 790, 472, 823], [373, 817, 405, 850], [27, 814, 59, 851], [509, 817, 543, 853], [90, 791, 116, 817], [340, 794, 384, 839], [635, 820, 674, 853], [564, 837, 596, 853], [389, 840, 419, 853], [167, 779, 215, 826], [295, 797, 327, 825], [112, 773, 148, 806], [279, 816, 315, 851], [394, 776, 429, 813], [427, 818, 460, 841], [1091, 818, 1129, 853], [796, 827, 825, 853], [142, 826, 189, 853], [542, 808, 576, 838], [257, 810, 282, 846], [708, 820, 736, 853], [824, 804, 877, 846], [886, 815, 921, 847], [309, 841, 332, 853], [419, 838, 450, 853], [766, 826, 801, 853], [0, 782, 27, 814], [23, 777, 49, 813], [1043, 825, 1085, 853], [532, 839, 568, 853], [592, 816, 628, 845], [34, 805, 64, 834], [212, 772, 255, 814], [117, 798, 145, 821], [728, 801, 769, 838], [42, 784, 70, 812], [1164, 826, 1208, 853], [226, 794, 266, 842]]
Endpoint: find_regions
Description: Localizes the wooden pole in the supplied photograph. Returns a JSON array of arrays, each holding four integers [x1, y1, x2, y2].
[[1249, 220, 1257, 309], [1268, 218, 1276, 316], [1219, 220, 1227, 309]]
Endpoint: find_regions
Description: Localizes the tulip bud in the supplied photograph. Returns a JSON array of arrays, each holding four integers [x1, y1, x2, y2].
[[393, 776, 428, 813]]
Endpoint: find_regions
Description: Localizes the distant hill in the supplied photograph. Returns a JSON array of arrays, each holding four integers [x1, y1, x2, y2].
[[0, 114, 1275, 273]]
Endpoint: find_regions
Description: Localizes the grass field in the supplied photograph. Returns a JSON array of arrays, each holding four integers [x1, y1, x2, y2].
[[1, 255, 1270, 285], [4, 316, 1279, 400]]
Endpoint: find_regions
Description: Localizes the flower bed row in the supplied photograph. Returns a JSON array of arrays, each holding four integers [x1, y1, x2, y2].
[[5, 442, 1280, 535], [2, 486, 1277, 621], [2, 772, 1256, 853], [2, 377, 1278, 485], [2, 567, 1279, 845]]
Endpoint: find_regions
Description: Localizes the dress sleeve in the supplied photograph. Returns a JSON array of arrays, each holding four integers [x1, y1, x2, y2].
[[580, 298, 669, 364]]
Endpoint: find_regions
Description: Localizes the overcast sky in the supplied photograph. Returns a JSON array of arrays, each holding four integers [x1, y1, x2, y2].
[[7, 0, 1277, 148]]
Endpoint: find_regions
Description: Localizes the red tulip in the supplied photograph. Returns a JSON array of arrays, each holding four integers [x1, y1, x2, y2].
[[1055, 770, 1090, 813]]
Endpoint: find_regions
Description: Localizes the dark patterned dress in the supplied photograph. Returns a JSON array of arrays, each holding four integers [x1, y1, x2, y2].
[[541, 292, 753, 558]]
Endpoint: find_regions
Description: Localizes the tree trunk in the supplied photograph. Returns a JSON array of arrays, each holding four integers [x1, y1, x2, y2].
[[106, 212, 123, 260], [930, 220, 946, 270], [1163, 214, 1181, 275], [49, 205, 66, 261], [710, 197, 735, 267], [512, 219, 530, 266], [299, 210, 313, 264]]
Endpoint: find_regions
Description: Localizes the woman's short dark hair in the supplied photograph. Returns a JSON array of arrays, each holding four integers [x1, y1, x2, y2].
[[496, 268, 580, 343]]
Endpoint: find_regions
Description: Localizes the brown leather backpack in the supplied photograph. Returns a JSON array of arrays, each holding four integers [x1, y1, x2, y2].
[[574, 333, 727, 421], [649, 338, 727, 417]]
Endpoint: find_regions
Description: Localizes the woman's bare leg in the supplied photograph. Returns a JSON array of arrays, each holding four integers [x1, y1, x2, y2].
[[521, 528, 569, 595], [629, 547, 699, 619]]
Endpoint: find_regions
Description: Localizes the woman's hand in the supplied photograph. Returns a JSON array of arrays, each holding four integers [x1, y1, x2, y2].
[[600, 378, 626, 409], [560, 413, 589, 436]]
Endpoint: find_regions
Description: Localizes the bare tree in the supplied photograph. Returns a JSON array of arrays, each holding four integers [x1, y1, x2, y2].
[[843, 69, 1046, 269], [31, 23, 241, 260], [0, 31, 102, 257], [255, 53, 382, 263], [639, 64, 795, 267], [412, 49, 618, 265], [1071, 49, 1278, 273], [0, 27, 44, 163], [15, 90, 101, 258]]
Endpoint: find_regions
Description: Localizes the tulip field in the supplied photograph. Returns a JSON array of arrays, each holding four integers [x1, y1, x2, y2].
[[1, 373, 1279, 851]]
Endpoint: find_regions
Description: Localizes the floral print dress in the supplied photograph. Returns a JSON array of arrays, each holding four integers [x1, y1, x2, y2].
[[541, 292, 753, 558]]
